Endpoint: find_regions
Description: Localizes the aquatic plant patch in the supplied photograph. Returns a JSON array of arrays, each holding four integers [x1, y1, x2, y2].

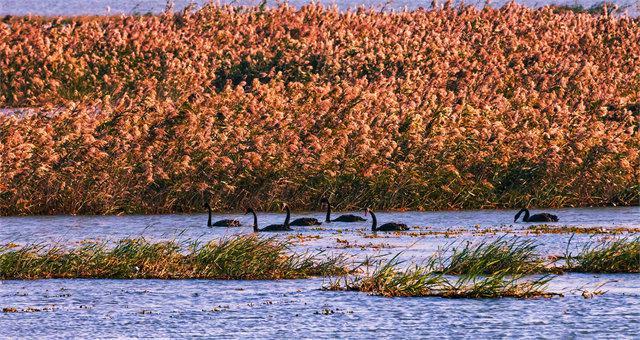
[[0, 235, 347, 280], [567, 237, 640, 273], [435, 236, 548, 275], [435, 236, 640, 274], [325, 256, 559, 299]]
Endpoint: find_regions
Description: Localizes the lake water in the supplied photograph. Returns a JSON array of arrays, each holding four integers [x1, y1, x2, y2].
[[1, 0, 638, 16], [1, 207, 639, 337], [2, 276, 640, 338]]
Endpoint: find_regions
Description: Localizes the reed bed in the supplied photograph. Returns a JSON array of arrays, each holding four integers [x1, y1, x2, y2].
[[438, 236, 640, 274], [436, 237, 547, 275], [326, 256, 558, 298], [0, 235, 346, 280], [0, 3, 638, 215], [568, 237, 640, 273]]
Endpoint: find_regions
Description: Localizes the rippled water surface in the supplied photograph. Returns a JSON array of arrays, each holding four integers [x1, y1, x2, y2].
[[2, 276, 640, 338], [1, 207, 639, 337], [1, 0, 638, 16]]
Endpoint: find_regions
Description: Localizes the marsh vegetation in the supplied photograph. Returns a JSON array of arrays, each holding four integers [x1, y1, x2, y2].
[[0, 235, 346, 280], [0, 4, 638, 215]]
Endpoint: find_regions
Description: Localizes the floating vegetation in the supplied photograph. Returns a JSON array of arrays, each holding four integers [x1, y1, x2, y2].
[[567, 237, 640, 273], [527, 225, 640, 235], [1, 306, 56, 313], [287, 234, 323, 243], [334, 238, 394, 250], [326, 255, 559, 299], [0, 235, 346, 280], [0, 4, 638, 215]]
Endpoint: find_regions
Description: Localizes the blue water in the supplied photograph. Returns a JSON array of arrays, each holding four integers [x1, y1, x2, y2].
[[1, 276, 640, 338], [1, 207, 639, 338], [1, 206, 638, 243], [0, 0, 637, 16]]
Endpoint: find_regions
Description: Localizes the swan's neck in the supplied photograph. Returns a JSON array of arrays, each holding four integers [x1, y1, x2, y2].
[[207, 206, 212, 227], [523, 208, 530, 222], [284, 206, 291, 226], [251, 211, 258, 232], [370, 211, 377, 231], [325, 202, 331, 222]]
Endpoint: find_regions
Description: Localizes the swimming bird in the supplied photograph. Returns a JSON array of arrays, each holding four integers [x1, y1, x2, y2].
[[365, 208, 408, 232], [320, 197, 366, 223], [287, 204, 322, 226], [245, 206, 292, 232], [204, 202, 241, 227], [514, 208, 559, 223]]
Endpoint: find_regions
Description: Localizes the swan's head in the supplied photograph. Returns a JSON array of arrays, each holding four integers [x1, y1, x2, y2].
[[204, 202, 211, 209], [244, 207, 254, 215], [364, 207, 371, 216], [282, 203, 289, 211], [320, 197, 329, 205]]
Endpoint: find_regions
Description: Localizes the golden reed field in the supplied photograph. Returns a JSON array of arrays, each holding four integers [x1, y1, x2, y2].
[[0, 3, 638, 215]]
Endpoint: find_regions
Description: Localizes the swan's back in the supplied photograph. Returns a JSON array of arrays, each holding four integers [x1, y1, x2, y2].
[[529, 213, 559, 222], [333, 214, 366, 222], [376, 223, 409, 231], [211, 219, 241, 227], [290, 218, 321, 226], [261, 224, 292, 232]]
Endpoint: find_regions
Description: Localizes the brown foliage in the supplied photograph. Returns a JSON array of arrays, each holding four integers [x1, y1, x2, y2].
[[0, 4, 638, 214]]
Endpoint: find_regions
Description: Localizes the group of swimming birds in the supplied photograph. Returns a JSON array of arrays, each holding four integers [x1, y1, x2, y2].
[[204, 198, 560, 232]]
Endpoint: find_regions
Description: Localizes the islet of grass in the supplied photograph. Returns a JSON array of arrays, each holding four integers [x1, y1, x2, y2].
[[0, 235, 347, 280], [325, 255, 559, 299], [434, 235, 640, 275], [436, 236, 548, 275], [326, 235, 640, 298], [567, 236, 640, 273]]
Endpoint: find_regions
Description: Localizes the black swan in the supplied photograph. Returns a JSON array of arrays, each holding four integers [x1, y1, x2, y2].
[[366, 208, 408, 232], [514, 208, 559, 223], [320, 197, 366, 223], [288, 204, 322, 226], [245, 206, 292, 232], [204, 202, 241, 227]]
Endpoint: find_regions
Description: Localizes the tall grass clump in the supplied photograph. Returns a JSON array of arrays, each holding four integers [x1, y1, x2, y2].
[[0, 235, 346, 280], [437, 237, 547, 275], [0, 4, 638, 214], [191, 236, 344, 279], [328, 255, 445, 297], [567, 237, 640, 273], [326, 256, 558, 299], [443, 271, 557, 299]]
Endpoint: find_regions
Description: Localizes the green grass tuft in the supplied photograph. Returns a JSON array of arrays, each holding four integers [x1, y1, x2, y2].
[[326, 254, 559, 299], [568, 237, 640, 273], [437, 236, 547, 275], [0, 235, 346, 280]]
